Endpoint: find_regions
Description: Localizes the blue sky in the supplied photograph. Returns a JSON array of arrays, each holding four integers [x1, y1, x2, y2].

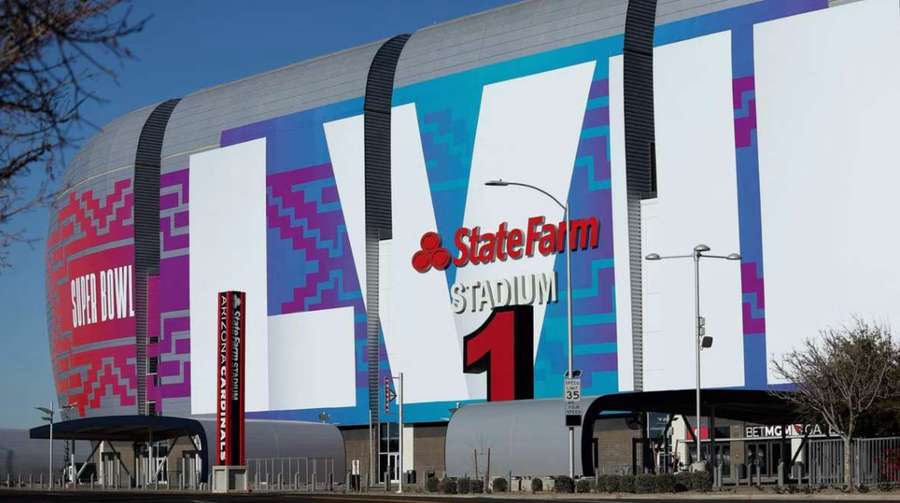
[[0, 0, 518, 428]]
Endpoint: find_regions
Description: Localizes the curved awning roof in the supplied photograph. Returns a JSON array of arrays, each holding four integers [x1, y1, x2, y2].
[[581, 389, 800, 476], [29, 415, 206, 442]]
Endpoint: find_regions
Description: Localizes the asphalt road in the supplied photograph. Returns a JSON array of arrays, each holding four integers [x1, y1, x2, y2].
[[1, 490, 898, 503]]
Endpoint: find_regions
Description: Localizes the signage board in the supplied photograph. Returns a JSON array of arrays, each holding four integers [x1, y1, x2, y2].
[[384, 376, 396, 414], [216, 291, 246, 466], [564, 377, 582, 426]]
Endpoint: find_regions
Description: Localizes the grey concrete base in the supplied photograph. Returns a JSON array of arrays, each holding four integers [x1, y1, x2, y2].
[[211, 465, 247, 493]]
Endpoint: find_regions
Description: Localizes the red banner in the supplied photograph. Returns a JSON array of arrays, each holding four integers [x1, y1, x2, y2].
[[216, 291, 246, 466]]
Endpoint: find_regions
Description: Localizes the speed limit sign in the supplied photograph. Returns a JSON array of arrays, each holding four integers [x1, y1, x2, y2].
[[564, 377, 582, 426]]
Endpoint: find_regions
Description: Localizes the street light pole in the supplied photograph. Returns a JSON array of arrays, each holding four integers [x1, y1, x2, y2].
[[693, 247, 702, 464], [646, 245, 740, 467], [486, 179, 575, 478], [49, 402, 54, 490]]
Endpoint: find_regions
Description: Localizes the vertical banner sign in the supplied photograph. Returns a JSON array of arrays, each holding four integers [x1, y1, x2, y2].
[[216, 291, 246, 466]]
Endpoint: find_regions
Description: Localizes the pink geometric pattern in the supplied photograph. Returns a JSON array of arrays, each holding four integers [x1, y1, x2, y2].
[[149, 168, 192, 413], [46, 177, 138, 417]]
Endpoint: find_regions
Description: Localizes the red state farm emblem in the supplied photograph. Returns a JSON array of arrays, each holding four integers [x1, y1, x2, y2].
[[411, 232, 451, 273]]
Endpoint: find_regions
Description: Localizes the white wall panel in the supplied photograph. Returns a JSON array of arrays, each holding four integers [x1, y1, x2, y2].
[[755, 0, 900, 382], [608, 54, 634, 392], [381, 104, 469, 404], [456, 61, 595, 399], [324, 115, 367, 307], [189, 138, 269, 414], [642, 31, 744, 391], [267, 307, 356, 410]]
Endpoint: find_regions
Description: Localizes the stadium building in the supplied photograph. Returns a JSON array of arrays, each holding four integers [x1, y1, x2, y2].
[[7, 0, 898, 488]]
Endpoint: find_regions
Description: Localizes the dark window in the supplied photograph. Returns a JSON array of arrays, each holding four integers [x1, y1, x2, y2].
[[648, 142, 658, 197], [147, 401, 157, 416], [148, 356, 158, 374]]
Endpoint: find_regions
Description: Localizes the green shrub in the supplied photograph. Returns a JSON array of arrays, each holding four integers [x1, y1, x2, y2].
[[438, 477, 457, 494], [620, 474, 636, 493], [656, 473, 676, 493], [858, 484, 870, 493], [575, 477, 592, 493], [674, 471, 692, 492], [878, 481, 895, 492], [531, 477, 543, 493], [492, 476, 508, 493], [425, 476, 439, 493], [470, 479, 484, 493], [690, 471, 712, 492], [635, 473, 655, 493], [606, 474, 622, 492], [594, 474, 611, 492], [457, 477, 470, 494], [553, 475, 575, 493]]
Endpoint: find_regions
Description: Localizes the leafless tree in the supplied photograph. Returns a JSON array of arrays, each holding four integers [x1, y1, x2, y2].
[[772, 318, 899, 490], [0, 0, 146, 269]]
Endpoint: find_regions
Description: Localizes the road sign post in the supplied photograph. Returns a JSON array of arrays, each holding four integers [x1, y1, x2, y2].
[[564, 376, 582, 427]]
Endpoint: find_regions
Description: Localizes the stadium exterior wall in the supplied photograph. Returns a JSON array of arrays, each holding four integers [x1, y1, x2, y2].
[[45, 0, 899, 452]]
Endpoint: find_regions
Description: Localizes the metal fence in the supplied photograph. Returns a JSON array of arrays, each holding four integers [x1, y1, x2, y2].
[[247, 456, 335, 491], [808, 436, 900, 487], [856, 437, 900, 486]]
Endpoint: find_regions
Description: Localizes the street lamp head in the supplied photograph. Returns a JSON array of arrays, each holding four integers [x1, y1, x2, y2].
[[645, 253, 661, 261], [484, 179, 509, 187], [726, 253, 742, 260], [694, 244, 711, 253]]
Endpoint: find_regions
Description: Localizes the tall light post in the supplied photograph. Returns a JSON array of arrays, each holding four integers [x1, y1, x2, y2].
[[645, 245, 740, 466], [35, 403, 54, 490], [485, 178, 576, 478], [35, 401, 77, 489]]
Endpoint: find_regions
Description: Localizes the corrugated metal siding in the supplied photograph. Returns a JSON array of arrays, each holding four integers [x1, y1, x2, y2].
[[133, 99, 180, 413], [160, 43, 381, 173], [59, 105, 157, 192]]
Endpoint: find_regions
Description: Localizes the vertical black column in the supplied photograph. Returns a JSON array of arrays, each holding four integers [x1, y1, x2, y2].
[[623, 0, 658, 393], [363, 34, 410, 479], [133, 98, 180, 414]]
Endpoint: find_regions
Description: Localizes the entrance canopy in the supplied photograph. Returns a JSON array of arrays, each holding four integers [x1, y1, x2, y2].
[[29, 415, 207, 444], [30, 415, 209, 482], [581, 389, 800, 476]]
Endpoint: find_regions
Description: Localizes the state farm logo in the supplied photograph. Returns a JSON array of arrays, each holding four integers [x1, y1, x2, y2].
[[412, 215, 599, 273], [411, 232, 452, 273]]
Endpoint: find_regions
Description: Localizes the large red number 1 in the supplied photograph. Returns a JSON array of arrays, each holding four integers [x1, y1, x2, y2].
[[463, 305, 534, 401]]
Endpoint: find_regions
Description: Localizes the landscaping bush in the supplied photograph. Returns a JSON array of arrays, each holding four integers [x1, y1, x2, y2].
[[531, 477, 543, 493], [655, 473, 676, 493], [674, 471, 692, 492], [438, 477, 457, 494], [858, 484, 870, 493], [605, 474, 622, 492], [492, 476, 508, 493], [690, 470, 712, 492], [457, 477, 470, 494], [576, 477, 592, 493], [878, 481, 896, 492], [553, 475, 574, 493], [470, 479, 484, 493], [425, 476, 439, 493], [620, 474, 636, 493], [594, 474, 611, 492], [635, 473, 656, 493]]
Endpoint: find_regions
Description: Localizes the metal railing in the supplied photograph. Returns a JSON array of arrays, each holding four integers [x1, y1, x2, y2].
[[808, 436, 900, 487], [247, 456, 335, 491], [856, 437, 900, 486]]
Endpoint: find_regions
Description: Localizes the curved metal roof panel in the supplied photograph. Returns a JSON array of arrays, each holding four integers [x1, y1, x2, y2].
[[160, 41, 382, 172]]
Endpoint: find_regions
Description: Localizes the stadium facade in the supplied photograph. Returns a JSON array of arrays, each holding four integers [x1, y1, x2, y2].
[[41, 0, 899, 483]]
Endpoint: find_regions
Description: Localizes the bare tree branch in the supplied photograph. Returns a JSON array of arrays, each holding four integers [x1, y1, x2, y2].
[[772, 318, 899, 490], [0, 0, 147, 270]]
